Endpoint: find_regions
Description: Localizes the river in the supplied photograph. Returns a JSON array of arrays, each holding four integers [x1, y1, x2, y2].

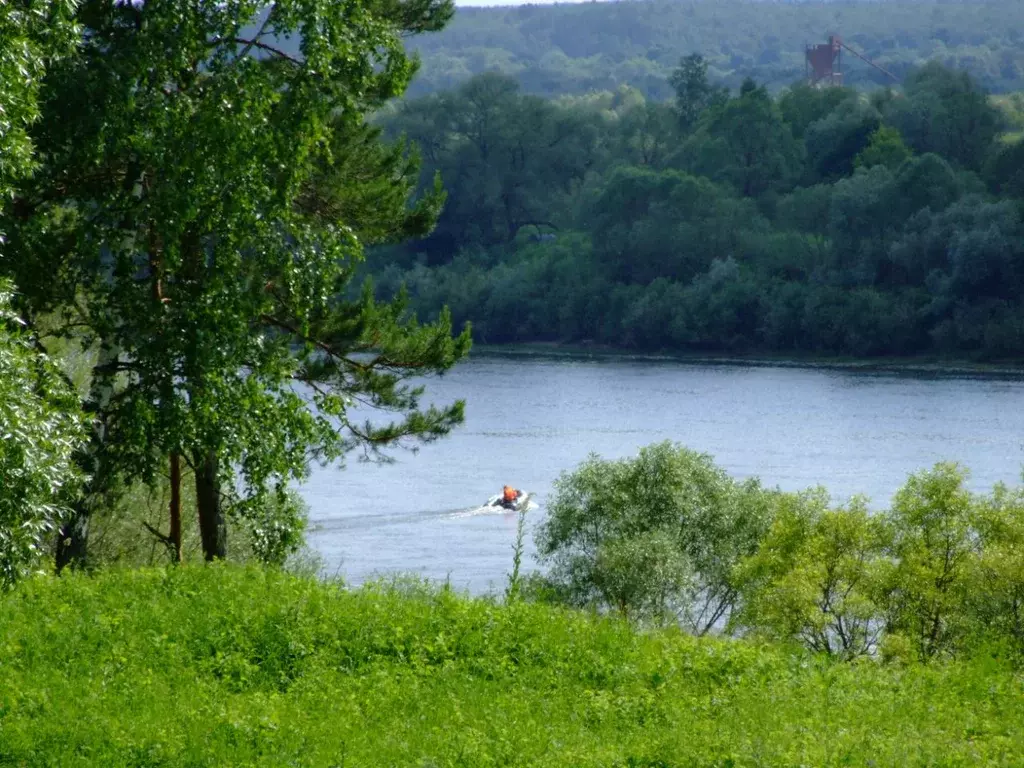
[[302, 353, 1024, 594]]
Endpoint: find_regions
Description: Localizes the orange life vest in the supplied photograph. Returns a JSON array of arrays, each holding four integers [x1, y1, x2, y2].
[[503, 485, 517, 503]]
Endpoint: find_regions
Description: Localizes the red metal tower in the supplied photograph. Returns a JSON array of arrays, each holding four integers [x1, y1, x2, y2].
[[805, 35, 843, 87], [805, 34, 900, 88]]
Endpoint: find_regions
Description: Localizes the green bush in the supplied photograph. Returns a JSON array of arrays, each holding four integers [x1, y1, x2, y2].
[[731, 490, 892, 659], [537, 442, 777, 633], [543, 446, 1024, 666], [0, 281, 84, 589]]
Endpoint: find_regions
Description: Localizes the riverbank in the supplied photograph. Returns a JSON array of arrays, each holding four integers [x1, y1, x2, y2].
[[470, 342, 1024, 378], [2, 564, 1021, 766]]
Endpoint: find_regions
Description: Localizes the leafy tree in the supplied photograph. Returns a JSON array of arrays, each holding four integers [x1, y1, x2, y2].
[[891, 152, 964, 220], [4, 0, 470, 566], [0, 281, 85, 588], [983, 137, 1024, 200], [676, 257, 764, 351], [0, 0, 78, 204], [733, 491, 891, 659], [669, 53, 727, 135], [967, 483, 1024, 656], [0, 1, 82, 588], [778, 83, 855, 140], [827, 165, 900, 285], [614, 100, 677, 168], [697, 79, 803, 198], [803, 96, 881, 181], [889, 196, 1024, 301], [537, 442, 775, 632], [588, 167, 757, 285], [389, 72, 601, 258], [774, 184, 833, 236], [884, 62, 1003, 172], [244, 487, 309, 568], [854, 125, 913, 171], [585, 531, 690, 624], [882, 463, 979, 661]]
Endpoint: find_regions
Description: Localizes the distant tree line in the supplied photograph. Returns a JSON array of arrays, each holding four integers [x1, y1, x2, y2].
[[371, 59, 1024, 360], [404, 0, 1024, 98]]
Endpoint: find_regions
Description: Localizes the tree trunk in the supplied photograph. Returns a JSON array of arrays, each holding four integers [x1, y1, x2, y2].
[[194, 450, 226, 561], [169, 453, 182, 562], [55, 504, 89, 573], [55, 344, 121, 574]]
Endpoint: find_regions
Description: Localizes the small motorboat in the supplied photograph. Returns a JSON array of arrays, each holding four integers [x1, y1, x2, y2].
[[486, 490, 531, 512]]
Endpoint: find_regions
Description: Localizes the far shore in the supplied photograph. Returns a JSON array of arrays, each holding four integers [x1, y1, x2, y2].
[[469, 342, 1024, 377]]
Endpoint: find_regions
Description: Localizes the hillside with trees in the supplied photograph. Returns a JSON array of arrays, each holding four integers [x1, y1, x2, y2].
[[6, 3, 1024, 765], [404, 0, 1024, 98], [370, 57, 1024, 359]]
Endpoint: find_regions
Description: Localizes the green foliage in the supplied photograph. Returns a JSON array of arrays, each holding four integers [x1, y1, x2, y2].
[[0, 0, 78, 202], [804, 95, 880, 181], [0, 281, 84, 589], [238, 488, 311, 569], [855, 125, 913, 171], [994, 92, 1024, 145], [968, 484, 1024, 655], [889, 195, 1024, 313], [691, 79, 804, 199], [402, 0, 1024, 98], [539, 445, 1024, 666], [588, 167, 756, 285], [733, 491, 891, 659], [984, 135, 1024, 199], [779, 84, 855, 141], [378, 60, 1023, 361], [79, 470, 320, 573], [883, 463, 979, 661], [669, 53, 727, 135], [537, 442, 774, 633], [385, 71, 601, 258], [613, 100, 677, 169], [3, 564, 1024, 765], [884, 61, 1004, 171], [2, 0, 471, 565]]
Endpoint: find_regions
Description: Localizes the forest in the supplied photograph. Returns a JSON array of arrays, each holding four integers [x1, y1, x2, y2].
[[404, 0, 1024, 98], [369, 58, 1024, 359]]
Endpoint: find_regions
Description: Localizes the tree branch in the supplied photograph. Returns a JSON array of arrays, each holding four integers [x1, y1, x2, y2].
[[234, 4, 278, 62], [142, 521, 178, 561], [226, 37, 301, 66], [260, 313, 370, 373]]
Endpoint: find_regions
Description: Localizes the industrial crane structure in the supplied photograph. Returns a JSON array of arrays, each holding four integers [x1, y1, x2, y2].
[[805, 35, 900, 88]]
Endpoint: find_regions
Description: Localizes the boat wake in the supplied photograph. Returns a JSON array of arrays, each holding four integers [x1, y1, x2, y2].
[[447, 493, 539, 519]]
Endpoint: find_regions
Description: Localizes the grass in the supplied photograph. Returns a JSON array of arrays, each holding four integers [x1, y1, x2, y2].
[[2, 565, 1023, 766]]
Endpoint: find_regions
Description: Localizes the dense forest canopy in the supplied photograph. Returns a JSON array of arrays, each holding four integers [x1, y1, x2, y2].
[[369, 56, 1024, 359], [369, 0, 1024, 363], [404, 0, 1024, 97]]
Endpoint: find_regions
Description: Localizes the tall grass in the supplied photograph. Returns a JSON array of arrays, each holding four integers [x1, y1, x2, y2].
[[1, 564, 1021, 766]]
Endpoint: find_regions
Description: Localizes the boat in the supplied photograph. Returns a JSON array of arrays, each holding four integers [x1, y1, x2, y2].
[[485, 491, 532, 512]]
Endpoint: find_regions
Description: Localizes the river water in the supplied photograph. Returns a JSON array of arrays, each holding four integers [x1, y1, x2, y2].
[[302, 353, 1024, 594]]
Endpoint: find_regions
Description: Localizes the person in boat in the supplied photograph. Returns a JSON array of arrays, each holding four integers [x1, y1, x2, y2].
[[501, 485, 522, 508]]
